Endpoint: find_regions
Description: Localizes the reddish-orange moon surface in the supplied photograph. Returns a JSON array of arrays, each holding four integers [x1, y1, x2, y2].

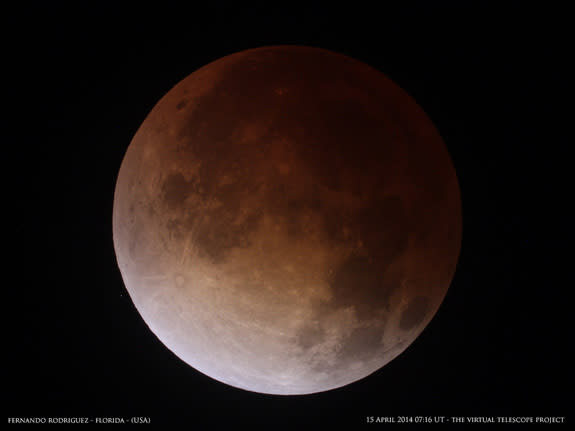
[[113, 46, 461, 394]]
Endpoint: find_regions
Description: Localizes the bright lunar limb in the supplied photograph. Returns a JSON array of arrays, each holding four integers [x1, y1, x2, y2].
[[113, 46, 461, 395]]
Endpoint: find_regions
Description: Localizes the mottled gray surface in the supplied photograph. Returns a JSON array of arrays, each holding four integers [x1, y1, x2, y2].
[[113, 46, 461, 394]]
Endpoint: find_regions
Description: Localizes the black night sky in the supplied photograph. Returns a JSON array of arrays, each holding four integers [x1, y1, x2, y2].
[[5, 2, 570, 428]]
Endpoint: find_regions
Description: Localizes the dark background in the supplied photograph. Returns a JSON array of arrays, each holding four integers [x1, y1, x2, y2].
[[5, 2, 570, 428]]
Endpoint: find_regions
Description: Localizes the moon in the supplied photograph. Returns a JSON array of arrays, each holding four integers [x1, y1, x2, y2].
[[113, 46, 461, 395]]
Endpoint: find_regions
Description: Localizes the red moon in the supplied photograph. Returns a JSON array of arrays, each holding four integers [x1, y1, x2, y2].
[[113, 46, 461, 394]]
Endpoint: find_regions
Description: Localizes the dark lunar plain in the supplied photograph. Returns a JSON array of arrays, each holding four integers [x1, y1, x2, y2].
[[5, 2, 571, 428]]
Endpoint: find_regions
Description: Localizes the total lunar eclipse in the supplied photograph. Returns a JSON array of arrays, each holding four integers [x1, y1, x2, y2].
[[113, 46, 461, 395]]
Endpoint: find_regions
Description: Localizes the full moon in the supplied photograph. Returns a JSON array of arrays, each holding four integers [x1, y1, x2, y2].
[[113, 46, 461, 395]]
